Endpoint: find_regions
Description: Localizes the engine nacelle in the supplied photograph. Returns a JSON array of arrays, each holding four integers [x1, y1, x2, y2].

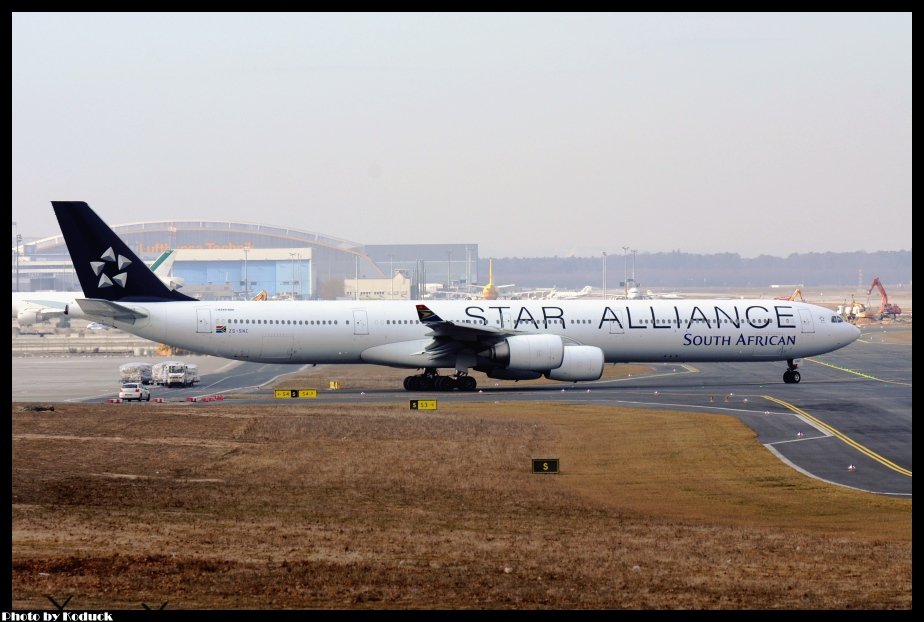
[[479, 334, 564, 371], [484, 369, 543, 381], [544, 346, 605, 381], [65, 302, 87, 319], [16, 309, 41, 326]]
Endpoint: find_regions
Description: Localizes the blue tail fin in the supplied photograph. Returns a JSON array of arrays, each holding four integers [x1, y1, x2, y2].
[[52, 201, 195, 302]]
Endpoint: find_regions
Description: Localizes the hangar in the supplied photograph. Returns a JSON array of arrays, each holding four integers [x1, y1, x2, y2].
[[13, 220, 479, 300]]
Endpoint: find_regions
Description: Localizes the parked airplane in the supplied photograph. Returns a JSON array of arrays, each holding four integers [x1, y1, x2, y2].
[[513, 285, 592, 300], [52, 201, 860, 390], [12, 248, 181, 326], [547, 285, 594, 300], [646, 289, 682, 299], [478, 259, 515, 300]]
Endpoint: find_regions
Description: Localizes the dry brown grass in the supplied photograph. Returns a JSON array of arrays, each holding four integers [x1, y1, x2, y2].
[[12, 386, 911, 610]]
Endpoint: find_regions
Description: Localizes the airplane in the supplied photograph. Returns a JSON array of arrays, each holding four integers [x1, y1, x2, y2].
[[646, 289, 682, 300], [12, 248, 181, 326], [478, 259, 515, 300], [52, 201, 860, 391], [147, 248, 183, 290], [547, 285, 595, 300]]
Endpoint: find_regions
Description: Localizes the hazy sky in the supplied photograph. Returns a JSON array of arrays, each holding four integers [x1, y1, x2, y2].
[[12, 12, 911, 258]]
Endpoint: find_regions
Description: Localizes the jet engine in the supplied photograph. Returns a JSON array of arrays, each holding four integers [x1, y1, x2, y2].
[[16, 309, 42, 326], [544, 346, 605, 381], [484, 369, 543, 381], [478, 334, 564, 371]]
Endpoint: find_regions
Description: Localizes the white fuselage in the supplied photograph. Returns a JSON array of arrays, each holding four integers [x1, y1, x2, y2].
[[77, 298, 860, 368]]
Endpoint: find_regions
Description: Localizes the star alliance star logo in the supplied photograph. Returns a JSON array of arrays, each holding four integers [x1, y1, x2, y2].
[[90, 246, 132, 289]]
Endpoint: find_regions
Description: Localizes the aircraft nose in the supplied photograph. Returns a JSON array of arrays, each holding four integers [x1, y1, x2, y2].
[[850, 323, 861, 342]]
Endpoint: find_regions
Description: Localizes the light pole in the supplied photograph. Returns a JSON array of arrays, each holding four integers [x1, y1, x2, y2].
[[632, 249, 637, 282], [289, 252, 297, 299], [465, 246, 471, 295], [16, 234, 21, 292], [242, 248, 249, 300], [297, 253, 302, 299], [602, 251, 607, 300], [447, 250, 452, 289], [622, 246, 629, 298], [12, 221, 19, 292]]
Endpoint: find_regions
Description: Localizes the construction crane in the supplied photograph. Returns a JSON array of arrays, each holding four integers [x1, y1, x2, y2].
[[867, 277, 902, 319], [775, 288, 805, 302]]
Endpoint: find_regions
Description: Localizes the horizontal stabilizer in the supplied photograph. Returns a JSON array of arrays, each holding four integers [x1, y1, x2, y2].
[[75, 298, 148, 323]]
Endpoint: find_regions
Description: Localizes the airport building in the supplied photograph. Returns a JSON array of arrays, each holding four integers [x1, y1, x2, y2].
[[12, 220, 478, 300]]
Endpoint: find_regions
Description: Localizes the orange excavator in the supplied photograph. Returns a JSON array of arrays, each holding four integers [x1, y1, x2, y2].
[[867, 277, 902, 319]]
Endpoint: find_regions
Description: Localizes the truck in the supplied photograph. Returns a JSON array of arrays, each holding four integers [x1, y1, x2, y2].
[[119, 362, 153, 385], [164, 361, 199, 387], [153, 360, 200, 387], [151, 361, 168, 386], [185, 363, 200, 386]]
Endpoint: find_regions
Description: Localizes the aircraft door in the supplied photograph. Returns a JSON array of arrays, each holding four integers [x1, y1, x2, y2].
[[353, 310, 369, 335], [799, 309, 815, 333], [196, 308, 212, 333]]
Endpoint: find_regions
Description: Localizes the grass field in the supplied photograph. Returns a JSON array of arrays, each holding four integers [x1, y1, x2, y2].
[[12, 368, 912, 609]]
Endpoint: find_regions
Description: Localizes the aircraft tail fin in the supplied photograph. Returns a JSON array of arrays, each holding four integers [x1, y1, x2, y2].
[[52, 201, 196, 302], [150, 249, 176, 275], [150, 249, 185, 290]]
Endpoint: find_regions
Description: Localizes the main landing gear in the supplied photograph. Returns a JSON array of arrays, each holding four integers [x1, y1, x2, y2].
[[403, 368, 478, 392], [783, 359, 801, 384]]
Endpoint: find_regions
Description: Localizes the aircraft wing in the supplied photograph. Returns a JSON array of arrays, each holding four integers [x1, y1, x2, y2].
[[413, 303, 528, 360], [17, 299, 70, 314], [415, 304, 522, 341]]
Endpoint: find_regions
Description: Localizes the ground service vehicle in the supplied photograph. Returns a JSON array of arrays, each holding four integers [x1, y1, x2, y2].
[[118, 382, 151, 401], [166, 362, 199, 387]]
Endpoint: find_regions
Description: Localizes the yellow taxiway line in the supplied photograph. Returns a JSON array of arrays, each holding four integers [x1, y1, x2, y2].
[[762, 395, 911, 478]]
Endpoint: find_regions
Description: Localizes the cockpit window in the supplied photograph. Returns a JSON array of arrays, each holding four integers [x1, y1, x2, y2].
[[831, 315, 844, 323]]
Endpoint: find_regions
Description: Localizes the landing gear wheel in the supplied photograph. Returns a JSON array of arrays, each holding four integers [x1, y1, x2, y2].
[[783, 359, 801, 384], [458, 376, 477, 391], [435, 376, 457, 391]]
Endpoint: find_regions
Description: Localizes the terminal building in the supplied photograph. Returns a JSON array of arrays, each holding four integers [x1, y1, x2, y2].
[[12, 220, 479, 301]]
